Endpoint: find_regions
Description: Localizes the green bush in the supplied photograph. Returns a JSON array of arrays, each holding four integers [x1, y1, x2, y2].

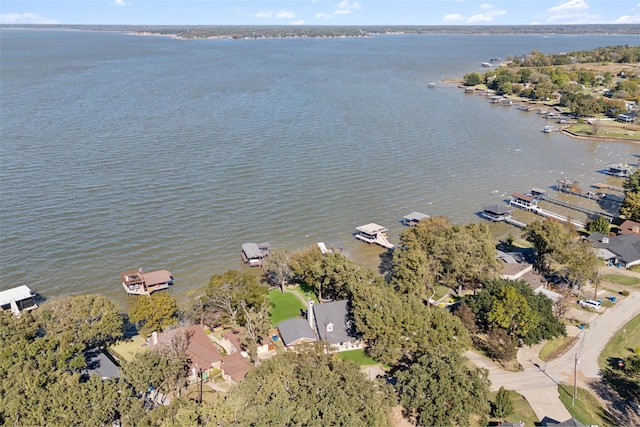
[[620, 290, 630, 296]]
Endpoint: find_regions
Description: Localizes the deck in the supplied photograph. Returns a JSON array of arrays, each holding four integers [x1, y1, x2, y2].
[[355, 223, 395, 249], [120, 269, 173, 296]]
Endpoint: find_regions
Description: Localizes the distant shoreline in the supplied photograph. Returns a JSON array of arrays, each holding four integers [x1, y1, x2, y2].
[[2, 24, 640, 40]]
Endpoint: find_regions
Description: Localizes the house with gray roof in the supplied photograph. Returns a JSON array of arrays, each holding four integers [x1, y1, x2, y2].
[[587, 232, 640, 268], [277, 300, 362, 352]]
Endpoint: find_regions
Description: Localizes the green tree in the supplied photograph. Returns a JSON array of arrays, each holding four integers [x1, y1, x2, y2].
[[186, 270, 268, 328], [129, 291, 179, 336], [395, 346, 490, 427], [263, 249, 294, 292], [122, 348, 188, 399], [523, 219, 575, 273], [488, 284, 540, 340], [36, 294, 124, 348], [351, 282, 470, 365], [587, 216, 611, 234], [223, 344, 396, 426], [463, 71, 483, 86], [493, 386, 514, 421]]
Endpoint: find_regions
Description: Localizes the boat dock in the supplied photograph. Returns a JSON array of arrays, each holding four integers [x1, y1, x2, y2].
[[481, 204, 526, 228], [510, 194, 586, 229], [537, 194, 616, 220], [120, 268, 173, 296], [593, 183, 626, 193], [355, 223, 395, 249]]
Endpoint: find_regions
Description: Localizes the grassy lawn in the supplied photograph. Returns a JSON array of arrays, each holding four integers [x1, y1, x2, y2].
[[598, 314, 640, 370], [337, 349, 379, 366], [539, 336, 578, 362], [433, 284, 450, 301], [601, 274, 640, 287], [268, 289, 305, 326], [566, 122, 640, 140], [557, 384, 615, 426], [488, 389, 538, 426], [109, 335, 147, 363]]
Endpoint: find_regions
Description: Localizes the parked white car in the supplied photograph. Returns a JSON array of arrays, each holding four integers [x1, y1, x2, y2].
[[578, 299, 601, 310]]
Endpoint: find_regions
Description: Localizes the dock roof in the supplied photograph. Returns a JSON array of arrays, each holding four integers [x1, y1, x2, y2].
[[483, 204, 513, 215], [403, 212, 430, 221], [356, 223, 388, 234], [141, 270, 173, 286], [0, 285, 35, 306], [512, 192, 534, 202], [242, 243, 263, 259]]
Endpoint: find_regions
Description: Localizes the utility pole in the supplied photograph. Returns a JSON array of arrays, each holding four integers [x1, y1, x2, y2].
[[573, 352, 579, 406]]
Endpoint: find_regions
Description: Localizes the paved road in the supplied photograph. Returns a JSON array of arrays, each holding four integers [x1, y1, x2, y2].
[[467, 274, 640, 424]]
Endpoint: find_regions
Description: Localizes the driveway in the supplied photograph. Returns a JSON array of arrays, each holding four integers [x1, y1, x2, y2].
[[467, 284, 640, 423]]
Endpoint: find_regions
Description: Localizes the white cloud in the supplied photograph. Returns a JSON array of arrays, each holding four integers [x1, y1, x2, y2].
[[467, 13, 494, 22], [334, 9, 351, 15], [315, 12, 330, 19], [276, 10, 296, 19], [479, 3, 494, 9], [547, 0, 589, 14], [335, 0, 361, 11], [613, 14, 640, 23], [547, 12, 604, 24], [487, 9, 506, 17], [0, 12, 59, 24], [443, 13, 466, 22], [111, 0, 131, 6], [256, 10, 296, 19], [291, 19, 305, 24]]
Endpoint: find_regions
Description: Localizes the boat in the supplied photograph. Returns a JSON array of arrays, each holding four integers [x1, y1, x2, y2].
[[543, 125, 553, 133], [604, 163, 634, 178], [0, 285, 38, 315], [481, 62, 492, 68], [241, 242, 270, 267], [120, 268, 173, 295], [427, 82, 436, 88], [355, 223, 394, 249]]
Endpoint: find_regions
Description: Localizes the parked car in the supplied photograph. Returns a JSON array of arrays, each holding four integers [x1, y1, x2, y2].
[[578, 299, 601, 310]]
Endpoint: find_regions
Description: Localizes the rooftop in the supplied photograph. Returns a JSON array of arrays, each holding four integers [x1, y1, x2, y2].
[[356, 223, 388, 235]]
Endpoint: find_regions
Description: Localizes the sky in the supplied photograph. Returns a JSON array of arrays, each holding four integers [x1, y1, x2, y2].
[[1, 0, 639, 26]]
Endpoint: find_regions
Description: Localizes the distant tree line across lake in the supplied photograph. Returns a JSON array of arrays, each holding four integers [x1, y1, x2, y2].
[[1, 24, 640, 38]]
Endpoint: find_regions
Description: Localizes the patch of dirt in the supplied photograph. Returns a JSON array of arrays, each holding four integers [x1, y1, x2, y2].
[[390, 405, 414, 427]]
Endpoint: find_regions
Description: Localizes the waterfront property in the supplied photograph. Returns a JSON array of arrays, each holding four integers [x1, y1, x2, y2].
[[355, 223, 394, 249], [0, 285, 38, 315], [402, 211, 430, 226], [510, 192, 539, 210], [587, 233, 640, 269], [241, 242, 270, 267], [277, 300, 363, 353], [120, 268, 173, 296]]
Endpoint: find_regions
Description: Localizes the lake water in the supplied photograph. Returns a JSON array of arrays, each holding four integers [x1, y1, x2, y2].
[[1, 29, 638, 308]]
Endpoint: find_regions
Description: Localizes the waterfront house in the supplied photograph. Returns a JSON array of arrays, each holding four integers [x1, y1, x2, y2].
[[0, 285, 38, 315], [619, 219, 640, 236], [120, 268, 173, 296], [241, 242, 270, 267], [277, 300, 362, 353], [587, 232, 640, 268]]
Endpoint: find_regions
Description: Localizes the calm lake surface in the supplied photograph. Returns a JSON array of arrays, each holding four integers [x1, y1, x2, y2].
[[1, 29, 639, 308]]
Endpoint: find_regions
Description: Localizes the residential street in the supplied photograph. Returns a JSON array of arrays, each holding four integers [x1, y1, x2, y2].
[[467, 274, 640, 424]]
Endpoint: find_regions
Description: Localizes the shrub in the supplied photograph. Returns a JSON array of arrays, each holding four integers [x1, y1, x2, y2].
[[620, 290, 630, 296]]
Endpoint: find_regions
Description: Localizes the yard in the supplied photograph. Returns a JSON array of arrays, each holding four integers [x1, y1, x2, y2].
[[539, 335, 578, 362], [598, 313, 640, 370], [487, 389, 538, 426], [565, 121, 640, 141], [557, 384, 615, 426], [268, 288, 306, 326], [337, 349, 379, 366], [109, 335, 147, 363], [601, 273, 640, 288]]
